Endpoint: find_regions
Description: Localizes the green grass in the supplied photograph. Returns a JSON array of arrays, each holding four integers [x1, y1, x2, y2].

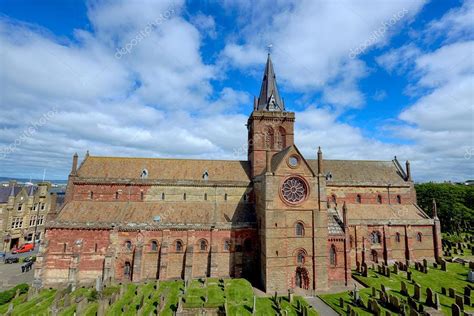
[[320, 262, 473, 316], [0, 279, 318, 315]]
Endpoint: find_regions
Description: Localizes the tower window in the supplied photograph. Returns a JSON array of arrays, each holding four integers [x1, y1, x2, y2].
[[124, 261, 131, 278], [151, 240, 158, 251], [377, 195, 382, 204], [125, 240, 132, 250], [224, 193, 228, 201], [356, 194, 361, 203], [395, 232, 401, 243], [297, 250, 306, 265], [330, 245, 337, 266], [295, 222, 304, 237], [175, 240, 183, 252], [94, 243, 98, 253], [140, 169, 148, 179], [89, 191, 93, 200], [161, 192, 165, 200], [140, 191, 144, 201], [204, 193, 207, 201], [370, 231, 381, 244], [416, 232, 422, 242], [396, 195, 401, 204], [183, 193, 186, 200], [115, 191, 119, 200], [202, 171, 209, 180], [199, 239, 208, 251]]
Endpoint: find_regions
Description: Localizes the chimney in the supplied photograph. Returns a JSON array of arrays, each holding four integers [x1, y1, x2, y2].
[[71, 153, 78, 176], [317, 147, 323, 175], [406, 160, 412, 181], [265, 150, 272, 175]]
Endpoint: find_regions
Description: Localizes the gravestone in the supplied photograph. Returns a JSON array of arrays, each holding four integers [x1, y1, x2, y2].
[[441, 287, 447, 295], [386, 269, 391, 278], [76, 298, 88, 315], [451, 303, 461, 316], [362, 262, 368, 277], [425, 288, 434, 306], [433, 262, 438, 269], [455, 295, 464, 310], [465, 286, 471, 297], [470, 261, 474, 270], [393, 264, 398, 274], [464, 295, 471, 306], [423, 259, 428, 269], [339, 297, 344, 308], [434, 293, 440, 310], [372, 287, 376, 297], [468, 270, 474, 283], [407, 271, 412, 281], [356, 261, 361, 272], [449, 288, 456, 298], [413, 283, 421, 300], [401, 281, 408, 296], [441, 260, 447, 271]]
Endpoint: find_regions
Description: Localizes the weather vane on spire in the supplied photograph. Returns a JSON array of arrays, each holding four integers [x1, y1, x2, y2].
[[267, 43, 273, 55]]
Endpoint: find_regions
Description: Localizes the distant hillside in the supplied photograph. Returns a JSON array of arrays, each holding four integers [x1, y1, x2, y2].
[[0, 176, 67, 185]]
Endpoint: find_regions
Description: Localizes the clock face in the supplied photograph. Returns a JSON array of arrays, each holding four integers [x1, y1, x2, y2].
[[281, 177, 307, 204], [288, 156, 298, 167]]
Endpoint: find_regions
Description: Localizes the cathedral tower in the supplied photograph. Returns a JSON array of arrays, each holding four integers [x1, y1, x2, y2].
[[247, 53, 295, 178]]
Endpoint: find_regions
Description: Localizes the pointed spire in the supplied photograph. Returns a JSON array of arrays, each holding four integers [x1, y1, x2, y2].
[[257, 53, 284, 111], [71, 152, 78, 176], [317, 146, 323, 175], [432, 198, 438, 220]]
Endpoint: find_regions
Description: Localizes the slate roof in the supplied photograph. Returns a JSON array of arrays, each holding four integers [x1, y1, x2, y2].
[[327, 208, 344, 235], [257, 53, 284, 111], [0, 186, 21, 203], [307, 159, 407, 185], [343, 203, 432, 225], [51, 200, 255, 228], [77, 156, 251, 182]]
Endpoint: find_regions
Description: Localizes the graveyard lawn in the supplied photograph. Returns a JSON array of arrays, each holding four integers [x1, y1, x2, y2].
[[0, 279, 318, 315], [442, 232, 474, 261], [319, 262, 473, 315]]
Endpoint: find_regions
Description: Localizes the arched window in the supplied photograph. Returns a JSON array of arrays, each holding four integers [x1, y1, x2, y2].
[[175, 240, 183, 252], [224, 193, 228, 201], [115, 191, 119, 200], [377, 195, 382, 204], [329, 245, 337, 266], [416, 232, 422, 242], [204, 193, 207, 201], [264, 126, 274, 149], [125, 240, 132, 250], [161, 192, 165, 200], [124, 261, 131, 278], [140, 191, 144, 201], [295, 222, 305, 237], [297, 250, 306, 265], [356, 194, 361, 203], [183, 193, 186, 200], [278, 127, 286, 149], [150, 240, 158, 251], [370, 231, 381, 244], [395, 232, 401, 243], [371, 250, 378, 263], [199, 239, 208, 251], [396, 195, 402, 204], [349, 235, 354, 248], [202, 170, 209, 180], [224, 240, 231, 251], [244, 239, 252, 252], [89, 191, 93, 200], [140, 169, 148, 179]]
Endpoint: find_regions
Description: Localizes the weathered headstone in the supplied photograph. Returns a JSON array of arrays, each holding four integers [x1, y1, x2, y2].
[[425, 288, 434, 306], [464, 286, 471, 297], [339, 297, 344, 308], [393, 264, 398, 274], [413, 283, 421, 300], [464, 295, 471, 306], [362, 262, 368, 277], [451, 303, 461, 316], [441, 287, 447, 296], [468, 270, 474, 283], [401, 281, 408, 296], [372, 286, 376, 297], [441, 260, 447, 271], [455, 295, 464, 310], [434, 293, 440, 310], [76, 297, 88, 315], [449, 288, 456, 298], [407, 271, 412, 281]]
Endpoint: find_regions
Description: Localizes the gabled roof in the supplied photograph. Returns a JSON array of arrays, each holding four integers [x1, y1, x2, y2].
[[77, 156, 251, 182], [307, 159, 407, 185], [257, 54, 284, 111], [271, 145, 316, 176], [0, 186, 21, 203], [52, 200, 255, 228]]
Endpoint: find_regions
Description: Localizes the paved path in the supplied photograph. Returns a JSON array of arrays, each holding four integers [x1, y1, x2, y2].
[[305, 296, 339, 316]]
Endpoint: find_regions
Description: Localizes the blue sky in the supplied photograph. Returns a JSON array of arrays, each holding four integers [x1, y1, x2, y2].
[[0, 0, 472, 181]]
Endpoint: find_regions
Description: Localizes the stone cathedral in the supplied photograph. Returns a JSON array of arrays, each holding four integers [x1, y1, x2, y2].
[[36, 54, 441, 292]]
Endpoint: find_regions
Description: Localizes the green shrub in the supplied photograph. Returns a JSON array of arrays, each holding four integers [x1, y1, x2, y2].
[[0, 283, 29, 305]]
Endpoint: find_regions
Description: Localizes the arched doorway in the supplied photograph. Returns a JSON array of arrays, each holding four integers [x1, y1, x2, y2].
[[295, 267, 309, 289]]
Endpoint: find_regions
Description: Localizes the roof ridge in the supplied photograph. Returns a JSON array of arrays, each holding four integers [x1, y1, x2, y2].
[[87, 156, 248, 163]]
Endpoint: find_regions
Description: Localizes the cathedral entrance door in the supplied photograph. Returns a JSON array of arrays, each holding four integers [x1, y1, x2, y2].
[[295, 267, 309, 289]]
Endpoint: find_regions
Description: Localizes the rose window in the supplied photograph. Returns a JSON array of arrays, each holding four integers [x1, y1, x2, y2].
[[281, 177, 307, 203]]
